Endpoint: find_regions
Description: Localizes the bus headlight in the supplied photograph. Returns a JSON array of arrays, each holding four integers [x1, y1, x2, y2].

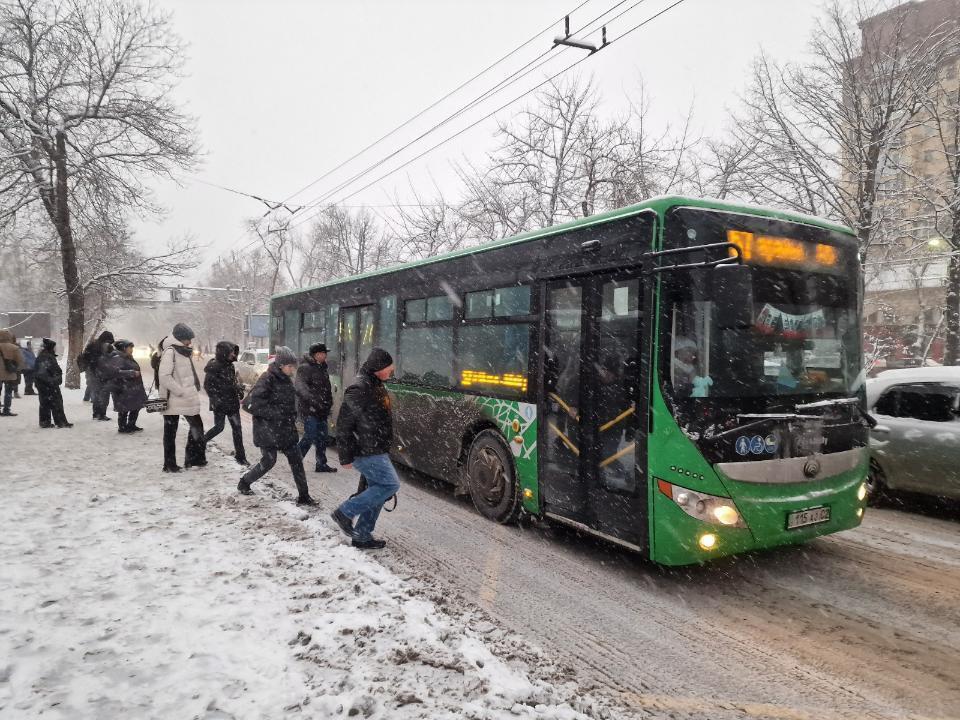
[[657, 479, 747, 528], [857, 483, 867, 502]]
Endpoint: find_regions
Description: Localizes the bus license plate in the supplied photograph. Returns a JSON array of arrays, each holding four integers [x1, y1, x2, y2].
[[786, 506, 830, 530]]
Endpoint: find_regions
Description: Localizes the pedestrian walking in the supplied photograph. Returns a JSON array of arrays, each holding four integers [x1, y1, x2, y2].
[[295, 343, 337, 473], [237, 346, 316, 505], [33, 338, 72, 428], [329, 348, 399, 550], [150, 336, 167, 392], [203, 341, 248, 465], [80, 330, 115, 420], [158, 323, 206, 472], [0, 329, 24, 417], [21, 340, 36, 395], [104, 340, 147, 433]]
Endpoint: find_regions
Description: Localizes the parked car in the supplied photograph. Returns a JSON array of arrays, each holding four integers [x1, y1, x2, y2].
[[236, 348, 270, 391], [865, 366, 960, 503]]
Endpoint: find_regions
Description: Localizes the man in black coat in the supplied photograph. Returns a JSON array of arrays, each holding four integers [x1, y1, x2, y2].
[[329, 348, 399, 550], [295, 342, 336, 473], [103, 340, 147, 433], [80, 330, 115, 420], [34, 338, 72, 429], [203, 341, 248, 465], [237, 347, 315, 505]]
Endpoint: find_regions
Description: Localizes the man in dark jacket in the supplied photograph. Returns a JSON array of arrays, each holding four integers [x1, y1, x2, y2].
[[80, 330, 115, 420], [103, 340, 147, 433], [203, 341, 248, 465], [34, 338, 72, 428], [329, 348, 399, 550], [295, 343, 336, 473], [238, 347, 315, 505], [21, 341, 36, 395]]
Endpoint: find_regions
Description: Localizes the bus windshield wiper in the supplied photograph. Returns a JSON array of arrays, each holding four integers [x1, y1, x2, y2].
[[793, 397, 877, 428]]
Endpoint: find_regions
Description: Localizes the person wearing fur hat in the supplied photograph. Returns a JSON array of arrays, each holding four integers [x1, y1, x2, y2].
[[0, 329, 25, 417], [104, 340, 147, 433], [158, 323, 206, 472], [203, 341, 248, 465], [33, 338, 72, 428], [295, 342, 336, 473], [329, 347, 399, 550], [237, 346, 316, 505]]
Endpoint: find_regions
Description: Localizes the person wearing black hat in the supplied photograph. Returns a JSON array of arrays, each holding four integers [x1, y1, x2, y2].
[[203, 341, 248, 465], [158, 323, 206, 472], [237, 346, 316, 505], [329, 347, 399, 550], [295, 342, 336, 473], [103, 340, 147, 433], [33, 338, 72, 428]]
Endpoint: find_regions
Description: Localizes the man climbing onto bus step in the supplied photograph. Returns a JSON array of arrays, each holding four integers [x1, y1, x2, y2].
[[330, 348, 399, 550], [295, 343, 336, 473]]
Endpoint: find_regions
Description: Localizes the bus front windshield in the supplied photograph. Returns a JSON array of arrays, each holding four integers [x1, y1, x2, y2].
[[664, 266, 862, 403]]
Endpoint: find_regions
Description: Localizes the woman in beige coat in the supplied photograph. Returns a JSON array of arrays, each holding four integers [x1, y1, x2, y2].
[[158, 323, 206, 472]]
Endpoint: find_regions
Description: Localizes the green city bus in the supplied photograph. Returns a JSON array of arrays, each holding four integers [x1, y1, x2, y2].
[[270, 196, 870, 565]]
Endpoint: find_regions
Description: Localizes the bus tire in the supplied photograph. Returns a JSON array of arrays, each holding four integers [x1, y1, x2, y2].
[[466, 429, 521, 524]]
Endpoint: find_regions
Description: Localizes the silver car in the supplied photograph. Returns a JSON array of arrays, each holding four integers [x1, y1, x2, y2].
[[866, 366, 960, 503], [236, 348, 270, 392]]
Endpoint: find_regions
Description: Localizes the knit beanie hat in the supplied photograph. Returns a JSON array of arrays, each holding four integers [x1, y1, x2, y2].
[[362, 347, 394, 374], [172, 323, 195, 342], [274, 346, 298, 367]]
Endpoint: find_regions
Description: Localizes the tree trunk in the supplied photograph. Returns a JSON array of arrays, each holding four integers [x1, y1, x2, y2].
[[52, 131, 85, 388], [945, 244, 960, 366]]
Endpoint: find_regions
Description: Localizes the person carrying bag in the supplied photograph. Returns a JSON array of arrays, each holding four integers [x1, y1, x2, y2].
[[158, 324, 206, 472]]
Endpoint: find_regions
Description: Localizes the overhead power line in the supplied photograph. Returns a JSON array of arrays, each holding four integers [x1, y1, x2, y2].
[[199, 0, 599, 271], [286, 0, 690, 234], [285, 0, 649, 229]]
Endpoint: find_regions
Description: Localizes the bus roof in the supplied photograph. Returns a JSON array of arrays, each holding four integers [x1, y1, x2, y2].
[[271, 196, 856, 301]]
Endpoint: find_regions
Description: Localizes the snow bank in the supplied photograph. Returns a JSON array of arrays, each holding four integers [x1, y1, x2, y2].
[[0, 389, 623, 719]]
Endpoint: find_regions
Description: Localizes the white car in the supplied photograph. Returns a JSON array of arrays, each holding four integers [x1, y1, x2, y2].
[[236, 348, 270, 391], [865, 366, 960, 503]]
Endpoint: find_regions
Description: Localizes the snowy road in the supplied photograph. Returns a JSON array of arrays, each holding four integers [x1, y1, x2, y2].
[[212, 411, 960, 720], [5, 379, 958, 720]]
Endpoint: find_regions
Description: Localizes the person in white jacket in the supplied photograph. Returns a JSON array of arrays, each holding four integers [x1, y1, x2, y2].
[[158, 323, 206, 472]]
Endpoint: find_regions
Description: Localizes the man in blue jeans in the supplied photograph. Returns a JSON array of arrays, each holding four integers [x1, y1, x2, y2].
[[330, 348, 398, 550], [295, 343, 336, 473]]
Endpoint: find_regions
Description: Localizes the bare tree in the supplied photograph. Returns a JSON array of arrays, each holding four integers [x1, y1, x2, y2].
[[907, 41, 960, 364], [297, 205, 390, 283], [0, 0, 198, 385], [730, 0, 951, 256]]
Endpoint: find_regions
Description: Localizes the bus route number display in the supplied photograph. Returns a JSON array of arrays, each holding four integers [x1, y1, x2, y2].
[[727, 230, 840, 272]]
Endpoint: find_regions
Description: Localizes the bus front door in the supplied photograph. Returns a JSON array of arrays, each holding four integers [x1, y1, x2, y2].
[[540, 272, 646, 550]]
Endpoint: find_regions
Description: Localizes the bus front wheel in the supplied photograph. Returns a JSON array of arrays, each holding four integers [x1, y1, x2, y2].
[[466, 430, 520, 524]]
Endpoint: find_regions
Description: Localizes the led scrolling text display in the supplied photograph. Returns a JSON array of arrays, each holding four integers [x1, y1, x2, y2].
[[726, 230, 839, 271]]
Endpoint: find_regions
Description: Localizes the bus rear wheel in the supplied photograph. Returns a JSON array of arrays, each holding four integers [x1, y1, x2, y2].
[[466, 430, 521, 524]]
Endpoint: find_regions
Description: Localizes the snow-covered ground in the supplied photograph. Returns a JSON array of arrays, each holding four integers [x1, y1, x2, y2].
[[0, 388, 625, 719]]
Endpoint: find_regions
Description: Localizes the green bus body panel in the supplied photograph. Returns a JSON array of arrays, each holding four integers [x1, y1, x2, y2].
[[387, 384, 540, 513], [272, 195, 861, 566]]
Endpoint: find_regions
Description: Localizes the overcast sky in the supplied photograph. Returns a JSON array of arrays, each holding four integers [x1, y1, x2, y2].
[[136, 0, 837, 278]]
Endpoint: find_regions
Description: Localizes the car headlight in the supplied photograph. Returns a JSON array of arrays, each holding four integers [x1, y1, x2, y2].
[[657, 479, 747, 528]]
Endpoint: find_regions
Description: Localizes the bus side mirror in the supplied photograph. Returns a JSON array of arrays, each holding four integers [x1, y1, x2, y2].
[[712, 264, 754, 329]]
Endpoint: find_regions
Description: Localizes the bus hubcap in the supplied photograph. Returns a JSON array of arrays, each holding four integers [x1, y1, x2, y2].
[[475, 447, 506, 504]]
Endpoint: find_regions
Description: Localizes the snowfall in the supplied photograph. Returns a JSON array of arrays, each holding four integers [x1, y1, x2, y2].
[[0, 386, 634, 720]]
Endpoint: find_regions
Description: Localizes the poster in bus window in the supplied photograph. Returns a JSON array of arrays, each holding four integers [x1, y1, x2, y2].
[[755, 303, 825, 339]]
